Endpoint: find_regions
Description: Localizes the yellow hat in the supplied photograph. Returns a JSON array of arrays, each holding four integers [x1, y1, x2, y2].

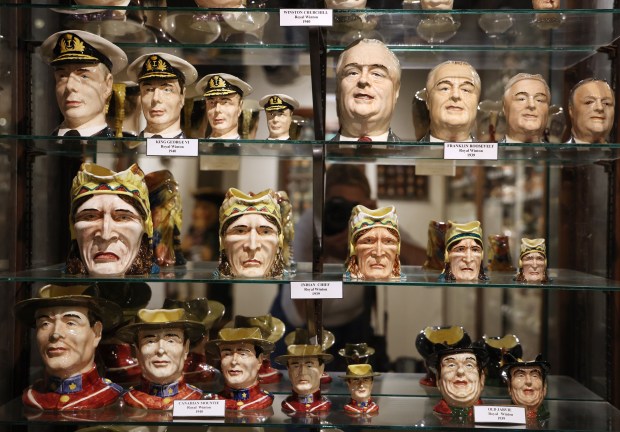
[[259, 94, 299, 112], [70, 163, 152, 240], [207, 327, 275, 354], [233, 314, 286, 343], [219, 188, 283, 250], [340, 363, 381, 379], [40, 30, 128, 74], [348, 205, 400, 258], [14, 284, 123, 331], [444, 220, 483, 261], [519, 238, 546, 267], [284, 327, 335, 351], [274, 344, 334, 365], [116, 308, 206, 344], [197, 73, 253, 98], [127, 52, 198, 86]]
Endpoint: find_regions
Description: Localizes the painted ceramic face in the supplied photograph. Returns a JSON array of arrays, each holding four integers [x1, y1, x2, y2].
[[570, 81, 614, 143], [448, 238, 483, 282], [420, 0, 453, 10], [508, 366, 547, 410], [195, 0, 243, 6], [355, 227, 399, 279], [438, 352, 484, 408], [346, 377, 373, 402], [532, 0, 559, 9], [287, 357, 324, 396], [504, 79, 549, 142], [206, 94, 243, 138], [140, 79, 184, 135], [427, 63, 479, 139], [219, 342, 261, 390], [74, 194, 145, 276], [325, 0, 367, 8], [266, 109, 293, 139], [522, 252, 546, 283], [223, 213, 279, 277], [337, 42, 400, 134], [137, 327, 189, 385], [54, 63, 112, 130], [35, 306, 102, 379]]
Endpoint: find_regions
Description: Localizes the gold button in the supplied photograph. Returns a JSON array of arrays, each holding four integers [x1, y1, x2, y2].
[[237, 401, 244, 406], [163, 398, 171, 405], [59, 395, 70, 403]]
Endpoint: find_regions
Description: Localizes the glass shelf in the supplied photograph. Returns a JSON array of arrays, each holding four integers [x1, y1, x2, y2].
[[0, 395, 617, 430], [4, 263, 620, 292], [2, 137, 620, 165], [260, 373, 604, 402]]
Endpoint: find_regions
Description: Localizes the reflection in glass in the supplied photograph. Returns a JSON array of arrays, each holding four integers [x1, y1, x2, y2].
[[416, 14, 460, 44], [478, 13, 514, 38]]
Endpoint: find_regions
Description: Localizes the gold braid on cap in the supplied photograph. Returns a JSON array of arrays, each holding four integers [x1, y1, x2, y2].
[[70, 163, 152, 239]]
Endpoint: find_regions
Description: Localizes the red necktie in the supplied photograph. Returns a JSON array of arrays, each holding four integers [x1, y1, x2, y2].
[[358, 136, 372, 142]]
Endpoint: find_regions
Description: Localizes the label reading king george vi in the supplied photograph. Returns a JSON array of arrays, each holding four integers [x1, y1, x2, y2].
[[280, 9, 333, 26], [473, 406, 526, 424], [291, 281, 343, 299], [444, 142, 498, 160], [147, 138, 198, 157], [173, 400, 225, 417]]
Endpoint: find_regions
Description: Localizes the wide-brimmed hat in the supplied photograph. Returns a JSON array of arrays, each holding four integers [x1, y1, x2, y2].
[[274, 344, 334, 365], [14, 284, 123, 331], [163, 297, 225, 330], [206, 327, 274, 354], [339, 363, 381, 379], [196, 73, 252, 98], [259, 94, 299, 112], [41, 29, 128, 74], [500, 353, 551, 383], [415, 325, 471, 360], [284, 327, 335, 351], [127, 52, 198, 86], [233, 314, 285, 343], [483, 334, 522, 364], [338, 343, 375, 359], [116, 308, 205, 344]]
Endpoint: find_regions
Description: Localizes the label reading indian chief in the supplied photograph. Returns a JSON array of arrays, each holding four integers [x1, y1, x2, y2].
[[291, 281, 343, 299], [173, 400, 225, 417], [280, 9, 333, 26], [444, 142, 498, 160], [147, 138, 198, 157]]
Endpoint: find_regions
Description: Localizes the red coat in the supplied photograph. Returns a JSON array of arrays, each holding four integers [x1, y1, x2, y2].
[[433, 398, 482, 419], [281, 390, 331, 413], [208, 383, 274, 410], [22, 365, 122, 410], [344, 398, 379, 414], [123, 377, 202, 410]]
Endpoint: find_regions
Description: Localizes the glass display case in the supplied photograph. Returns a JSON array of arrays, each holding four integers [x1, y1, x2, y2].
[[0, 0, 619, 430]]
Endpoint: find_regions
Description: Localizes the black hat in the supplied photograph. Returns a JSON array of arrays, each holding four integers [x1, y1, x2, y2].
[[427, 344, 489, 375], [500, 353, 551, 383], [415, 325, 471, 360]]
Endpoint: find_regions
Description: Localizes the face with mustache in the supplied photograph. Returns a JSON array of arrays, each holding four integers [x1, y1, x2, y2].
[[427, 62, 480, 141], [336, 41, 400, 137], [137, 327, 189, 385], [35, 306, 102, 379], [73, 194, 145, 276], [54, 63, 112, 130], [438, 352, 485, 408]]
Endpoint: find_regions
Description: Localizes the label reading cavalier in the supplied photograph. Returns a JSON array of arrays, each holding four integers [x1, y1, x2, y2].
[[291, 281, 343, 299], [280, 9, 333, 26], [147, 138, 198, 157], [473, 405, 526, 424], [444, 142, 498, 160], [173, 400, 225, 417]]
